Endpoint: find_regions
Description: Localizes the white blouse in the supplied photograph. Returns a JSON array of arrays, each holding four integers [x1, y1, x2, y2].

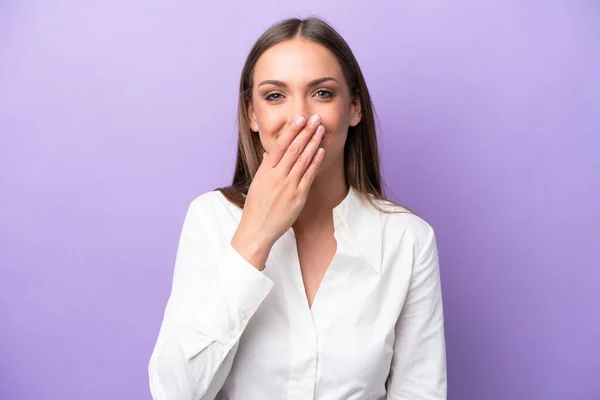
[[148, 187, 447, 400]]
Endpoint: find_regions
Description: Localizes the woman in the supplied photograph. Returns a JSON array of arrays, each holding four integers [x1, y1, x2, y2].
[[149, 16, 446, 400]]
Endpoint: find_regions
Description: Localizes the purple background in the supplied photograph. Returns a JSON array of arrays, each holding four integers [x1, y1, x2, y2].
[[1, 1, 599, 399]]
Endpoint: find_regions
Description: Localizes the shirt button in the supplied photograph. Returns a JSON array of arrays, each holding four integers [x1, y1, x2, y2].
[[298, 381, 306, 391], [238, 309, 248, 320], [229, 329, 236, 338]]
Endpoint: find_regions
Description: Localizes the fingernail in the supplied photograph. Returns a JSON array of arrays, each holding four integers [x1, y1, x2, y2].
[[295, 116, 305, 126], [310, 114, 321, 125], [316, 125, 325, 135]]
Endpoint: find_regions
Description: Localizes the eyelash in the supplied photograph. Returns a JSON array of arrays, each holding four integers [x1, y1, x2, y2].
[[264, 89, 335, 102]]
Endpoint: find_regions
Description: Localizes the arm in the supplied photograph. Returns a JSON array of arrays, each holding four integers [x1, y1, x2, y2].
[[148, 195, 274, 400], [386, 226, 447, 399]]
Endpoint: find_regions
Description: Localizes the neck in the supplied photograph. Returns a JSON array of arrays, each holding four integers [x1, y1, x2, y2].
[[293, 159, 348, 234]]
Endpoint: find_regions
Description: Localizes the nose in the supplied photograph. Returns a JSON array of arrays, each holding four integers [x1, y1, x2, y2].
[[289, 98, 313, 125]]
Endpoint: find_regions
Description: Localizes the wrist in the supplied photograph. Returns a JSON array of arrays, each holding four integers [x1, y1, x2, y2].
[[231, 231, 272, 271]]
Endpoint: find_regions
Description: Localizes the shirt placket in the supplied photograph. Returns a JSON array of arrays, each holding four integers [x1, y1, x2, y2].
[[276, 232, 319, 400]]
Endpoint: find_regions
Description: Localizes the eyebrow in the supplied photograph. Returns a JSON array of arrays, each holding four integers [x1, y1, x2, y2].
[[258, 76, 339, 88]]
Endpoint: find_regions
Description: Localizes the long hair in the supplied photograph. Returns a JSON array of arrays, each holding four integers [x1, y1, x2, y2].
[[217, 17, 412, 214]]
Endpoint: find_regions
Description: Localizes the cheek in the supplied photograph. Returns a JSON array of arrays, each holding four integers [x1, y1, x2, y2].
[[254, 107, 287, 151], [320, 123, 349, 166], [322, 101, 350, 131], [322, 129, 348, 156], [322, 109, 350, 145]]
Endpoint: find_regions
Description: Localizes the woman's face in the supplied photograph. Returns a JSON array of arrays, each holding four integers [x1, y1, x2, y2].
[[247, 37, 361, 175]]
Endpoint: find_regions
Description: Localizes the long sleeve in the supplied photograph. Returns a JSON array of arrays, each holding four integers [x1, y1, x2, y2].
[[148, 194, 274, 400], [386, 225, 447, 399]]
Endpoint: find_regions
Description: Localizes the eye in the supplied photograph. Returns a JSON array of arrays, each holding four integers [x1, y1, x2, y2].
[[265, 92, 284, 101], [315, 89, 334, 99]]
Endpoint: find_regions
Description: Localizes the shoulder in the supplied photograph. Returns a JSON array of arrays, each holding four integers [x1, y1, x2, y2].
[[187, 190, 239, 214], [178, 191, 242, 250], [184, 190, 242, 228], [185, 191, 219, 218], [370, 196, 435, 258]]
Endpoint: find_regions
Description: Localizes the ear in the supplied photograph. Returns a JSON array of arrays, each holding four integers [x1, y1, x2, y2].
[[349, 93, 362, 127], [247, 98, 259, 132]]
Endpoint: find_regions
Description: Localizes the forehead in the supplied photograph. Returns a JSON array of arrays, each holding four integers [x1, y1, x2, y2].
[[253, 38, 344, 84]]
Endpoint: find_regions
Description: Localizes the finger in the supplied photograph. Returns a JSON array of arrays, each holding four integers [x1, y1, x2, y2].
[[268, 116, 307, 167], [288, 124, 325, 183], [277, 115, 322, 173], [297, 148, 325, 193]]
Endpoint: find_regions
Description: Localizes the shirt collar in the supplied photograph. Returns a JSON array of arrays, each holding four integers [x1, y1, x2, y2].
[[333, 187, 382, 275]]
